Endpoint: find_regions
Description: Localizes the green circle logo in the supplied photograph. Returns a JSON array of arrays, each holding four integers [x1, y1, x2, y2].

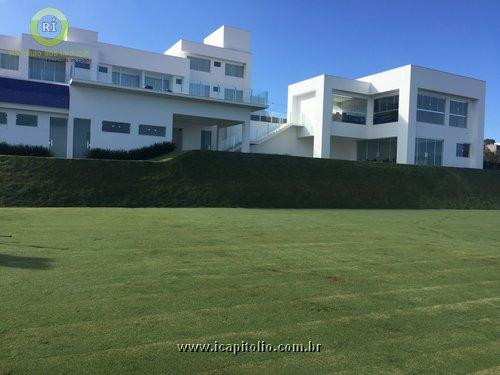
[[30, 7, 69, 47]]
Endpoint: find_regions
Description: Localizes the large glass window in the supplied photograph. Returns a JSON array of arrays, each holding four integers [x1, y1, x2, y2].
[[29, 57, 66, 83], [224, 88, 243, 102], [145, 75, 170, 91], [373, 95, 399, 124], [189, 57, 211, 72], [111, 67, 140, 88], [357, 137, 397, 163], [1, 52, 19, 70], [417, 93, 446, 125], [333, 94, 367, 124], [450, 100, 468, 128], [415, 138, 443, 166], [456, 143, 470, 158], [189, 83, 210, 98], [225, 63, 244, 78]]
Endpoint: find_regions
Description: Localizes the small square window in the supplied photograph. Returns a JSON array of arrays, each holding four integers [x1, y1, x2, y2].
[[214, 61, 221, 67], [456, 143, 470, 158], [176, 78, 183, 85], [98, 66, 108, 73], [213, 86, 219, 92]]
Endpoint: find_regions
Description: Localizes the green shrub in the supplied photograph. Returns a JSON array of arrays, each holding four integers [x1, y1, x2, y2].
[[0, 142, 52, 157], [87, 142, 175, 160]]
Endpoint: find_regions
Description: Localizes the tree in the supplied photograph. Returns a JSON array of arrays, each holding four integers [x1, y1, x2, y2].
[[484, 139, 496, 145]]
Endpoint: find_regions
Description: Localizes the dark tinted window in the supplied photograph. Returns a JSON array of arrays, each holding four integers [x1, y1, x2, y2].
[[98, 66, 108, 73], [214, 61, 221, 67], [250, 114, 260, 121], [16, 114, 38, 126], [373, 95, 399, 125], [456, 143, 470, 158], [189, 57, 211, 72], [0, 112, 6, 124], [225, 63, 244, 78], [75, 61, 90, 69], [138, 124, 166, 137], [102, 121, 130, 134]]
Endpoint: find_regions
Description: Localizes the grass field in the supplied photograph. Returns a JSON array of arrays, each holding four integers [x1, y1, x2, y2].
[[0, 208, 499, 374]]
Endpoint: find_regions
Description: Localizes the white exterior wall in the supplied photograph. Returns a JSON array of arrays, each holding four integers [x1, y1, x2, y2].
[[165, 26, 252, 101], [68, 83, 255, 157], [0, 103, 67, 147]]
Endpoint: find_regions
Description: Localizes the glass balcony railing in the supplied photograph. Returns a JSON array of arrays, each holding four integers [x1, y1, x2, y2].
[[70, 66, 268, 107]]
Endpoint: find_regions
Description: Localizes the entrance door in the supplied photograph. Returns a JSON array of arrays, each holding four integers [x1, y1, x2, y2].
[[73, 118, 91, 158], [201, 130, 212, 151], [49, 117, 68, 157], [172, 128, 183, 151]]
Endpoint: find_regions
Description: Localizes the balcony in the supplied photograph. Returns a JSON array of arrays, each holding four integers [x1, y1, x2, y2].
[[189, 82, 268, 106], [69, 64, 268, 107]]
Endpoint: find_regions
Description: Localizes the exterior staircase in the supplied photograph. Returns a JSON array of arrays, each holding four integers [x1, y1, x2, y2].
[[250, 122, 295, 145], [219, 122, 302, 152]]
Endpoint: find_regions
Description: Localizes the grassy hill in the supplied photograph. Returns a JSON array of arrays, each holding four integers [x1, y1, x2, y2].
[[0, 151, 499, 208]]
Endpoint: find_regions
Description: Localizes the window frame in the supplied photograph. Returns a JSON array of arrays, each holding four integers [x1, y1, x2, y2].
[[414, 138, 444, 166], [28, 56, 66, 83], [0, 51, 20, 71], [417, 92, 446, 125], [225, 63, 244, 78], [332, 92, 368, 125], [189, 56, 211, 73], [0, 111, 7, 125], [456, 143, 470, 158], [138, 124, 166, 137], [16, 114, 38, 127], [102, 120, 131, 134], [449, 99, 468, 128], [373, 94, 399, 125]]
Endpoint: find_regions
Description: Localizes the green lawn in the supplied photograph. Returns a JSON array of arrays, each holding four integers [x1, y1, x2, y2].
[[0, 209, 499, 374]]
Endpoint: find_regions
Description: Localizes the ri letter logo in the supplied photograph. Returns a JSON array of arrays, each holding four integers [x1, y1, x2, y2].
[[30, 7, 69, 47]]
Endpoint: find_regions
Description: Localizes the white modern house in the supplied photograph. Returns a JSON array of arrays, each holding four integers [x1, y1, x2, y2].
[[0, 25, 486, 168], [0, 25, 269, 157]]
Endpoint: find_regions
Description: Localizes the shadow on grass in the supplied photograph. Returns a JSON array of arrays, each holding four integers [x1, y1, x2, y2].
[[0, 254, 52, 269]]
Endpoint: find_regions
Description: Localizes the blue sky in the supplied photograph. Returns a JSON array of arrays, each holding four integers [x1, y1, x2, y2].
[[1, 0, 499, 139]]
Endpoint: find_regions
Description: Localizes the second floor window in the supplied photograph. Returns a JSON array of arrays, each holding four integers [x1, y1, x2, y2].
[[29, 57, 65, 83], [373, 95, 399, 124], [225, 63, 244, 78], [189, 57, 211, 72], [333, 94, 367, 124], [112, 67, 140, 88], [1, 52, 19, 71], [417, 93, 446, 125], [450, 100, 468, 128]]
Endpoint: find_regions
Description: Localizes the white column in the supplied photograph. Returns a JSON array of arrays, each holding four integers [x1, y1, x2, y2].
[[313, 76, 331, 159], [241, 120, 250, 153], [140, 71, 146, 89], [66, 116, 74, 158]]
